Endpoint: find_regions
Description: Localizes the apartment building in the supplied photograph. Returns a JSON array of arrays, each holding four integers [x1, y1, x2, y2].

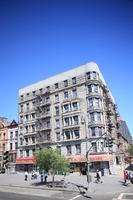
[[0, 117, 9, 169], [7, 120, 18, 173], [17, 62, 131, 173]]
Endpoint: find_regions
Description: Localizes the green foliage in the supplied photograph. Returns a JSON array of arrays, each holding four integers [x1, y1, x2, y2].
[[126, 144, 133, 157], [34, 148, 70, 174]]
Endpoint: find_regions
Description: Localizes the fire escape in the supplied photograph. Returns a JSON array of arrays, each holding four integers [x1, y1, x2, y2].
[[35, 88, 52, 149]]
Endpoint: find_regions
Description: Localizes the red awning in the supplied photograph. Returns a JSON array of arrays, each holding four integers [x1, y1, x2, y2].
[[16, 157, 36, 164], [88, 154, 112, 162]]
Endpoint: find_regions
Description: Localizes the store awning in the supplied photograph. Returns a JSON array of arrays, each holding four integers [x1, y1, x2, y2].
[[88, 154, 112, 162], [16, 157, 36, 164], [68, 155, 86, 163]]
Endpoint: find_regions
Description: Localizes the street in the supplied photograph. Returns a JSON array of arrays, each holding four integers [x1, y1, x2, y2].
[[0, 172, 133, 200]]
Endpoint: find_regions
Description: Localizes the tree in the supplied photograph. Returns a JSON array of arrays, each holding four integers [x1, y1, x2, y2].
[[126, 144, 133, 157], [34, 148, 70, 184]]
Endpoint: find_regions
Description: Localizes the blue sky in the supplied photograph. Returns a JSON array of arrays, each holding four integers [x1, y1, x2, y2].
[[0, 0, 133, 136]]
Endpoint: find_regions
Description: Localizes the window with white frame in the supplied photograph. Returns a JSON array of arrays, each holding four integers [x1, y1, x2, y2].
[[20, 150, 23, 158], [88, 85, 92, 93], [55, 83, 59, 89], [65, 131, 70, 140], [56, 132, 60, 141], [55, 106, 59, 115], [89, 98, 93, 107], [95, 98, 99, 107], [64, 91, 68, 99], [94, 85, 98, 93], [76, 144, 81, 154], [72, 88, 77, 98], [72, 77, 76, 84], [97, 112, 101, 121], [98, 127, 102, 136], [56, 119, 60, 127], [73, 116, 78, 125], [66, 145, 71, 155], [55, 94, 59, 102], [74, 129, 80, 139], [91, 127, 96, 136], [64, 80, 68, 87], [93, 71, 96, 79], [72, 102, 78, 110], [64, 104, 69, 112], [65, 118, 69, 126], [90, 112, 95, 122]]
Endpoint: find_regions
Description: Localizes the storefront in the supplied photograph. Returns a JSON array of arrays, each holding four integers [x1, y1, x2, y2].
[[16, 157, 36, 172]]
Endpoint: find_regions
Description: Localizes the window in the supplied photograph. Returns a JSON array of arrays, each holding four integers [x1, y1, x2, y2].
[[95, 98, 99, 107], [94, 85, 98, 93], [76, 144, 81, 154], [32, 124, 35, 132], [20, 116, 23, 123], [86, 72, 91, 79], [55, 106, 59, 115], [40, 88, 43, 94], [64, 104, 69, 112], [26, 103, 29, 111], [65, 118, 69, 126], [74, 130, 80, 139], [93, 71, 96, 79], [55, 83, 59, 89], [20, 150, 23, 158], [47, 133, 51, 140], [32, 137, 35, 144], [21, 95, 23, 101], [55, 94, 59, 102], [101, 141, 104, 151], [25, 114, 29, 121], [73, 116, 78, 125], [20, 126, 23, 134], [15, 131, 18, 138], [97, 112, 101, 121], [32, 91, 36, 97], [10, 132, 13, 139], [39, 110, 42, 117], [92, 142, 97, 152], [88, 85, 92, 93], [91, 127, 96, 136], [73, 88, 77, 98], [32, 113, 35, 119], [66, 145, 71, 155], [46, 86, 50, 91], [10, 143, 13, 150], [73, 102, 78, 110], [89, 98, 93, 107], [26, 149, 29, 157], [26, 93, 30, 98], [98, 127, 102, 136], [25, 126, 28, 133], [25, 138, 28, 145], [39, 122, 42, 130], [46, 95, 50, 102], [64, 91, 68, 99], [90, 112, 94, 122], [56, 119, 60, 127], [72, 77, 76, 85], [20, 105, 23, 113], [15, 142, 18, 149], [56, 132, 60, 141], [32, 101, 36, 108], [47, 121, 50, 128], [2, 144, 5, 151], [65, 131, 70, 139], [20, 138, 23, 145], [64, 80, 68, 87], [46, 106, 50, 114]]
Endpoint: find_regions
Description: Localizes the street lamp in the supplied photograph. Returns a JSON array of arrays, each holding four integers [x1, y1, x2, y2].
[[81, 116, 90, 191]]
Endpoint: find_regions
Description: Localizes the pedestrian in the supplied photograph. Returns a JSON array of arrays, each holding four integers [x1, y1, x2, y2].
[[24, 171, 28, 181], [123, 170, 127, 186], [96, 169, 100, 183]]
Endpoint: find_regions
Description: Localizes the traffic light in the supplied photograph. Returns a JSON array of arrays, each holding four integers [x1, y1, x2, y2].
[[3, 151, 8, 165], [108, 138, 113, 148]]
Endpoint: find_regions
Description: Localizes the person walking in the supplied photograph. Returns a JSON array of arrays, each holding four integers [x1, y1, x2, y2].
[[24, 171, 28, 181], [123, 170, 127, 186], [96, 169, 100, 183]]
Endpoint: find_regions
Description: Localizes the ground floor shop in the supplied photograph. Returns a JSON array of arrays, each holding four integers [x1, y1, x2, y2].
[[16, 157, 36, 172]]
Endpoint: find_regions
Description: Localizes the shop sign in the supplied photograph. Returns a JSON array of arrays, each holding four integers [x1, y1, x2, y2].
[[16, 157, 36, 164]]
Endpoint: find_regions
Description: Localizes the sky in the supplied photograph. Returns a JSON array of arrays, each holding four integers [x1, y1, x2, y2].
[[0, 0, 133, 136]]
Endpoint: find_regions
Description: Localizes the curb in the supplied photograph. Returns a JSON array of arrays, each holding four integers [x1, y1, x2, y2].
[[0, 184, 76, 193]]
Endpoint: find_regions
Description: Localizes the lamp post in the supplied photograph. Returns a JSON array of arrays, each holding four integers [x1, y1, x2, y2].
[[81, 116, 90, 191]]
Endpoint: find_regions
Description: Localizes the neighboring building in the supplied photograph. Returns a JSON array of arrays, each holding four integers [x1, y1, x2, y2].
[[17, 62, 132, 173], [0, 117, 10, 169], [7, 120, 18, 173]]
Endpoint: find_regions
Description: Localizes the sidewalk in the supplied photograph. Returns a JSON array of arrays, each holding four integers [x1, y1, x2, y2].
[[0, 172, 132, 195]]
